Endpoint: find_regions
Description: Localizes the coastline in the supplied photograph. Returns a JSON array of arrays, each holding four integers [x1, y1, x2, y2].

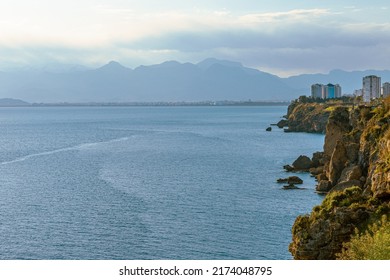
[[280, 97, 390, 260], [0, 98, 290, 107]]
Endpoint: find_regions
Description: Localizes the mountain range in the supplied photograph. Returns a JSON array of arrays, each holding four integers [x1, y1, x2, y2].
[[1, 58, 390, 103]]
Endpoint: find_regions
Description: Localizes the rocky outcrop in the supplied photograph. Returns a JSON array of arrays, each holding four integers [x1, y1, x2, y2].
[[311, 151, 325, 167], [276, 119, 289, 128], [323, 107, 352, 157], [288, 99, 390, 260], [338, 165, 362, 184], [282, 99, 332, 133], [277, 176, 303, 184], [292, 155, 312, 170], [316, 180, 332, 192], [328, 140, 348, 186], [284, 155, 313, 172], [331, 180, 362, 192], [315, 106, 363, 192]]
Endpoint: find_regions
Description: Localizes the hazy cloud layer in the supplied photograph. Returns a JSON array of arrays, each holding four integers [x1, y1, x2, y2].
[[0, 1, 389, 76]]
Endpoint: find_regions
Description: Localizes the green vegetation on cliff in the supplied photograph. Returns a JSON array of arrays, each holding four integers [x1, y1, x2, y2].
[[288, 97, 390, 260], [337, 216, 390, 260], [289, 186, 389, 259]]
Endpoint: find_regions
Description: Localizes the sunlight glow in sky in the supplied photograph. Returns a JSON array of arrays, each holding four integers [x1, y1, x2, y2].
[[1, 0, 390, 76]]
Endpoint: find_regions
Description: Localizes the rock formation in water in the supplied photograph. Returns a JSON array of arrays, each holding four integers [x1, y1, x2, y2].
[[277, 176, 303, 184], [288, 98, 390, 259]]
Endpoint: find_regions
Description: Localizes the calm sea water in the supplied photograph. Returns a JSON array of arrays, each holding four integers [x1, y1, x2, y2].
[[0, 106, 324, 260]]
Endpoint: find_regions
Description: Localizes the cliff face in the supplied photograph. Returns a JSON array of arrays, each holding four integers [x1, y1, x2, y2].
[[280, 100, 329, 133], [289, 100, 390, 259], [279, 98, 353, 133]]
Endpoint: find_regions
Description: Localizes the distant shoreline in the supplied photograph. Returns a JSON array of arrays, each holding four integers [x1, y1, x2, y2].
[[0, 100, 291, 107]]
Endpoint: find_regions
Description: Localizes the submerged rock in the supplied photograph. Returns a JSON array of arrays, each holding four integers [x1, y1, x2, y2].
[[283, 164, 295, 172], [283, 183, 300, 190]]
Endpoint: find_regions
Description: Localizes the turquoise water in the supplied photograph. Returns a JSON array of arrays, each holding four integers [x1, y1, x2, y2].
[[0, 106, 324, 259]]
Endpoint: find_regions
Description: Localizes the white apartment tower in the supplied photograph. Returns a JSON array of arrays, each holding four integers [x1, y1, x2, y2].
[[383, 82, 390, 98], [311, 84, 324, 99], [363, 75, 381, 102], [334, 84, 342, 98]]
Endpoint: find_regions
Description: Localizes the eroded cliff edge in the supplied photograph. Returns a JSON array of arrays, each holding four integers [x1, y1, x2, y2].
[[287, 98, 390, 259]]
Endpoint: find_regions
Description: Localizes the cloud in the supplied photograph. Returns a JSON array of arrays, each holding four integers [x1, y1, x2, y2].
[[110, 7, 390, 75], [238, 9, 330, 25], [123, 14, 390, 51], [1, 6, 390, 76]]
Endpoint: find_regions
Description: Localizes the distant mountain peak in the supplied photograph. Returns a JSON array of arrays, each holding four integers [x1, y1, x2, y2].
[[107, 60, 122, 66], [197, 58, 243, 70], [329, 69, 347, 75], [148, 60, 182, 69], [98, 61, 131, 71]]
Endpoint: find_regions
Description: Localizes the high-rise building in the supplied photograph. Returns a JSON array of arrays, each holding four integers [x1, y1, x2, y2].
[[335, 84, 342, 98], [311, 83, 342, 99], [383, 82, 390, 98], [363, 75, 381, 102], [324, 83, 341, 99], [311, 84, 324, 99], [325, 83, 335, 98]]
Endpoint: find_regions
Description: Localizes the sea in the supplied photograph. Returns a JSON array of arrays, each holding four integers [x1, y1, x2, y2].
[[0, 106, 324, 260]]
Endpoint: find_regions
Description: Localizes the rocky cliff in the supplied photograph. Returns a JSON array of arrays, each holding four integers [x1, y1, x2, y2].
[[284, 102, 330, 133], [277, 96, 356, 133], [288, 98, 390, 259]]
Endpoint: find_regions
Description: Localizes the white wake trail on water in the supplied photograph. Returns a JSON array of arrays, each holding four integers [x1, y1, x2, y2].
[[0, 137, 129, 165]]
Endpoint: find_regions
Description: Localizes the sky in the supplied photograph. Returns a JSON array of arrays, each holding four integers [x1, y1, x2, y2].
[[0, 0, 390, 77]]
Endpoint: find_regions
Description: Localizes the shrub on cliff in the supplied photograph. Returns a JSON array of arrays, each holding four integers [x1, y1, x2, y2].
[[289, 186, 371, 259], [337, 215, 390, 260], [310, 186, 365, 219]]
